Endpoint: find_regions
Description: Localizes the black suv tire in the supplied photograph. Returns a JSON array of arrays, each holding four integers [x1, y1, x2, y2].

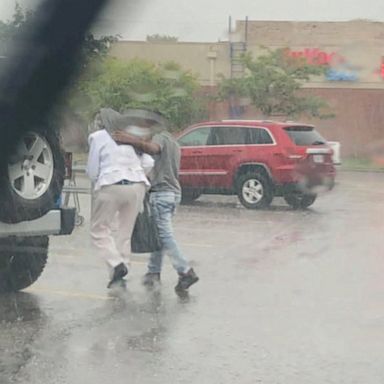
[[237, 172, 274, 209], [181, 189, 201, 204], [0, 236, 49, 293], [0, 129, 65, 223], [284, 193, 317, 209]]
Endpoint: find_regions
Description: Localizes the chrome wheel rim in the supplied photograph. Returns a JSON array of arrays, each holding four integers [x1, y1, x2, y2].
[[242, 179, 264, 204], [8, 132, 54, 200]]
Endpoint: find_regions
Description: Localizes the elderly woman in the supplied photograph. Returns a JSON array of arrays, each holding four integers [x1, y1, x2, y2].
[[87, 108, 154, 288]]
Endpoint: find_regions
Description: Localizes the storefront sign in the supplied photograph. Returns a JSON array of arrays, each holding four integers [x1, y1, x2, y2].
[[286, 48, 358, 82], [373, 58, 384, 79], [287, 49, 384, 82], [287, 48, 344, 66], [326, 69, 358, 82]]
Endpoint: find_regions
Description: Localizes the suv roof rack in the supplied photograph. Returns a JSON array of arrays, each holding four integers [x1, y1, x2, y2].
[[220, 119, 280, 125], [220, 119, 255, 122]]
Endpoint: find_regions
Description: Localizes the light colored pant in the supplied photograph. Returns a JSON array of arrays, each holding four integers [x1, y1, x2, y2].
[[147, 191, 190, 275], [91, 183, 146, 274]]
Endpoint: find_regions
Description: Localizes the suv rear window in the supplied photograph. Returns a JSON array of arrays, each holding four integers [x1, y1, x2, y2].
[[284, 126, 326, 146]]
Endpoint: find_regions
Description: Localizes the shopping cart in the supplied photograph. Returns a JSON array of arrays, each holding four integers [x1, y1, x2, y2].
[[62, 153, 90, 226]]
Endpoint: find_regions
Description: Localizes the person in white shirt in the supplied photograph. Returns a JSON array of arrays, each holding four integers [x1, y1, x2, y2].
[[87, 108, 154, 288]]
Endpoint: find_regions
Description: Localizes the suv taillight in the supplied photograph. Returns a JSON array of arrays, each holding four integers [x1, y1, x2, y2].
[[287, 154, 304, 160], [306, 148, 333, 155], [283, 147, 305, 161]]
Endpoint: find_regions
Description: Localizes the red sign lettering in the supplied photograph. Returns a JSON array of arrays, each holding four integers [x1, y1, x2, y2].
[[381, 58, 384, 78], [286, 48, 344, 66]]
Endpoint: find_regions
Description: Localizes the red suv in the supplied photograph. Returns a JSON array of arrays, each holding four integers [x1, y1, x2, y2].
[[177, 120, 336, 209]]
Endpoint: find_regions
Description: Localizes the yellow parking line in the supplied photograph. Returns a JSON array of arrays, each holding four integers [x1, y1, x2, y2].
[[26, 287, 112, 301]]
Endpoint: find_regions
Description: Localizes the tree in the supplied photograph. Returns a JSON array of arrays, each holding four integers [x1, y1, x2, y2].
[[218, 48, 334, 119], [0, 4, 205, 134], [0, 3, 117, 68], [75, 58, 207, 131], [0, 3, 120, 150]]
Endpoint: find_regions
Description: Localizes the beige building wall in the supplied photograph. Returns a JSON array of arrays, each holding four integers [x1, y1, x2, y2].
[[110, 21, 384, 89], [235, 20, 384, 47], [110, 41, 231, 86]]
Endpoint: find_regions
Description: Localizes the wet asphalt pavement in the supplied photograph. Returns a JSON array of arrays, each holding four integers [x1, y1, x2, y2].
[[2, 171, 384, 383]]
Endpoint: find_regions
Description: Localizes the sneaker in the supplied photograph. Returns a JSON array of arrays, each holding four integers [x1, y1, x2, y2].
[[107, 263, 128, 288], [175, 268, 199, 292], [142, 272, 161, 287]]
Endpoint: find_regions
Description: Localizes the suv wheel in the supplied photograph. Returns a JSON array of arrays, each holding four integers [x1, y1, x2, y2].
[[284, 193, 317, 209], [237, 173, 273, 209], [181, 189, 201, 204], [0, 236, 49, 293], [0, 129, 64, 223]]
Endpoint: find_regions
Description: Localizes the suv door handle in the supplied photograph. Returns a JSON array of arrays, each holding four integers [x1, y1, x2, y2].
[[192, 150, 203, 154], [232, 149, 244, 153]]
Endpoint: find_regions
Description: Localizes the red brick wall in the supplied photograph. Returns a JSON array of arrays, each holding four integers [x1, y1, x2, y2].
[[205, 87, 384, 158], [300, 88, 384, 158]]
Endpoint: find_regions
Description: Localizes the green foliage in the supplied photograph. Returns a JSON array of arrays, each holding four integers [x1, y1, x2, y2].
[[79, 34, 119, 68], [0, 3, 116, 69], [74, 58, 207, 131], [0, 4, 205, 131], [219, 48, 334, 119]]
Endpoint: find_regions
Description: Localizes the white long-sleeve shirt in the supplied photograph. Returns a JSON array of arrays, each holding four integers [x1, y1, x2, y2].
[[86, 129, 154, 191]]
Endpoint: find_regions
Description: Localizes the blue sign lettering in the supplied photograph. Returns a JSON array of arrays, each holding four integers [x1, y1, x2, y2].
[[326, 68, 358, 82]]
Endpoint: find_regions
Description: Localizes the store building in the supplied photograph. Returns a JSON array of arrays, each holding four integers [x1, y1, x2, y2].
[[111, 20, 384, 157]]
